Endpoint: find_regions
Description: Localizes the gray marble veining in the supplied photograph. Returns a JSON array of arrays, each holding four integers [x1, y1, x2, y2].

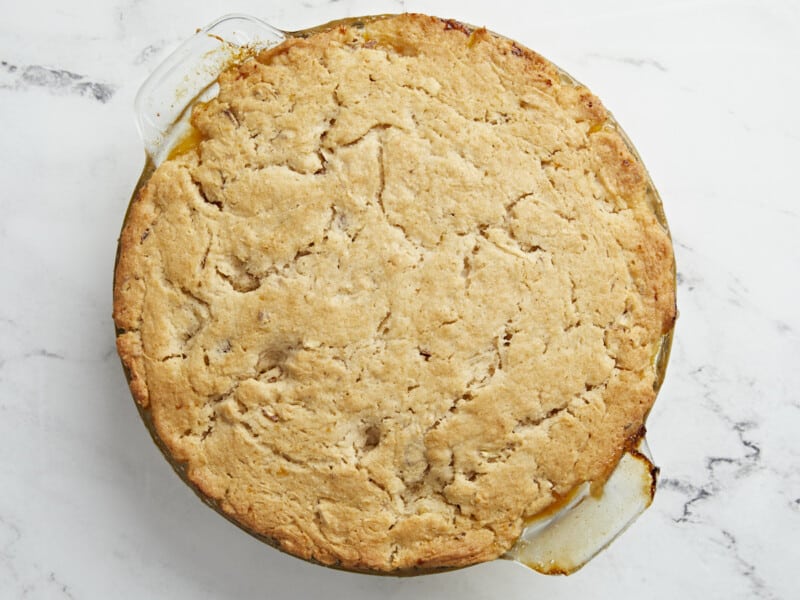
[[1, 60, 116, 102]]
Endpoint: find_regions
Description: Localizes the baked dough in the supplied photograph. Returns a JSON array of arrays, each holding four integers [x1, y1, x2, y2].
[[114, 14, 675, 572]]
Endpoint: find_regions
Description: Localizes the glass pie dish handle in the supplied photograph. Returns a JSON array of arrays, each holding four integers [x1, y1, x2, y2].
[[134, 14, 286, 165], [130, 13, 668, 577], [505, 438, 657, 574]]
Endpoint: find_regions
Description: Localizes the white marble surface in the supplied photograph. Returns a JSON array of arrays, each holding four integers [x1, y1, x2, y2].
[[1, 0, 798, 597]]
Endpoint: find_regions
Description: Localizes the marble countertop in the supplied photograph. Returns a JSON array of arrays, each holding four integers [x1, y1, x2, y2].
[[1, 0, 798, 598]]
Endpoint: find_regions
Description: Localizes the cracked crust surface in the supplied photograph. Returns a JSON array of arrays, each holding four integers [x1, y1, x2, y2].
[[113, 14, 676, 572]]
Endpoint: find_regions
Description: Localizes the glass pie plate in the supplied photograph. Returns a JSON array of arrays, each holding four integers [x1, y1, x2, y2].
[[118, 13, 675, 576]]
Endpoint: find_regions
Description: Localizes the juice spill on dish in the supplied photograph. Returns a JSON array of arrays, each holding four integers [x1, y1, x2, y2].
[[521, 484, 587, 525], [166, 126, 205, 161]]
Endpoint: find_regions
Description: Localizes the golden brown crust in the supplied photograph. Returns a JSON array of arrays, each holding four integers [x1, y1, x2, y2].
[[113, 13, 675, 572]]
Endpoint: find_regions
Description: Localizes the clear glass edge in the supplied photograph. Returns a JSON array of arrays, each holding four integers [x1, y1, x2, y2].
[[504, 438, 657, 574], [133, 14, 286, 162]]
